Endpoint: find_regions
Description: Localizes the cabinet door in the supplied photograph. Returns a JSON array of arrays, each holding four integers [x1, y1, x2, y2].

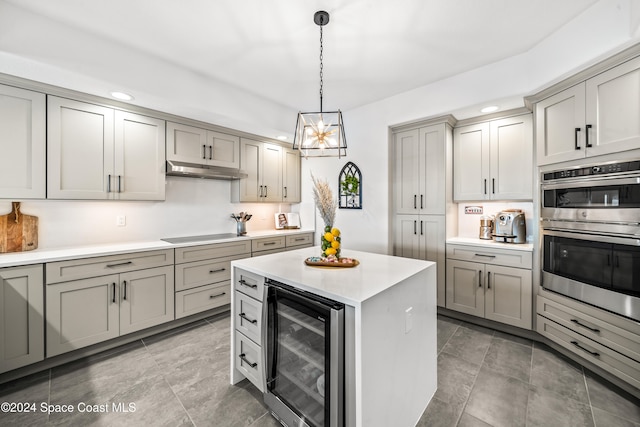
[[47, 96, 114, 199], [0, 265, 44, 373], [119, 266, 174, 335], [0, 85, 46, 199], [393, 215, 421, 259], [394, 129, 421, 214], [283, 148, 301, 203], [484, 265, 532, 329], [46, 274, 120, 357], [166, 122, 207, 163], [535, 84, 586, 166], [489, 114, 533, 200], [114, 111, 166, 200], [261, 143, 283, 202], [420, 124, 446, 214], [235, 138, 262, 202], [207, 130, 240, 168], [585, 56, 640, 157], [453, 122, 490, 201], [420, 215, 446, 307], [446, 259, 485, 317]]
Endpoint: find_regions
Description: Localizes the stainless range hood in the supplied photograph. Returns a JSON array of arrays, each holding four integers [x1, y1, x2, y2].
[[165, 160, 248, 180]]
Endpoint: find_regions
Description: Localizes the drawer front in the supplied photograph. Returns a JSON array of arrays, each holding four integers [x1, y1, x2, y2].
[[234, 331, 264, 392], [234, 291, 262, 344], [234, 268, 264, 300], [252, 236, 286, 253], [175, 255, 245, 291], [286, 233, 313, 247], [175, 281, 230, 319], [537, 315, 640, 390], [537, 295, 640, 362], [46, 249, 174, 284], [446, 244, 532, 269], [175, 240, 251, 264]]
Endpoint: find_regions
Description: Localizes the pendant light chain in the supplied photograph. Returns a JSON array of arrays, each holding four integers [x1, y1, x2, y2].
[[319, 24, 324, 113]]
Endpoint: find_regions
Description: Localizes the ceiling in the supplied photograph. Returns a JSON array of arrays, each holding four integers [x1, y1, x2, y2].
[[2, 0, 601, 114]]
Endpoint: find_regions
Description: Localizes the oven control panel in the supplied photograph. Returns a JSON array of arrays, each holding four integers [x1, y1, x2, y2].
[[542, 160, 640, 181]]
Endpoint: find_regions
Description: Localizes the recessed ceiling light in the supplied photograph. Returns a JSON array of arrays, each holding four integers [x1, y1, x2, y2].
[[110, 91, 134, 101], [480, 105, 499, 113], [276, 135, 288, 141]]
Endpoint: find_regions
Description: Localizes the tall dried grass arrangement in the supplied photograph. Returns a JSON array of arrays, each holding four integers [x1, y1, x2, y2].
[[311, 173, 337, 226]]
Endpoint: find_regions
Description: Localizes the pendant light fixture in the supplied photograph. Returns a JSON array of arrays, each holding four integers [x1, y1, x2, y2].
[[293, 10, 347, 158]]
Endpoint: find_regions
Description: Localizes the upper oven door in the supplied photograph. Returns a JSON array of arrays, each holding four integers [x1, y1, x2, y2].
[[541, 176, 640, 223]]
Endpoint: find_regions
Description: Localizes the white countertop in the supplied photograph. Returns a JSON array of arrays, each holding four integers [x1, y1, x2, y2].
[[231, 246, 435, 307], [446, 236, 534, 252], [0, 229, 315, 268]]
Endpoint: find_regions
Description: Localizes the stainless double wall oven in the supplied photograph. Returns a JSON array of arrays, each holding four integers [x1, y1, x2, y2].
[[540, 159, 640, 321]]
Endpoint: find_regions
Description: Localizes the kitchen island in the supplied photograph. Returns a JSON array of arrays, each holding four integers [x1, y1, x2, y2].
[[230, 246, 437, 427]]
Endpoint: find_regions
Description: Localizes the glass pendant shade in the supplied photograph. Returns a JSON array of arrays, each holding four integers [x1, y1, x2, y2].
[[293, 110, 347, 158]]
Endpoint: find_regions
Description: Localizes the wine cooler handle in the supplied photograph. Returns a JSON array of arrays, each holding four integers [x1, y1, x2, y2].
[[239, 312, 257, 324]]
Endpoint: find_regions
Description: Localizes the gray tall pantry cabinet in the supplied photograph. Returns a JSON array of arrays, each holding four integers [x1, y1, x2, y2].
[[392, 116, 455, 307]]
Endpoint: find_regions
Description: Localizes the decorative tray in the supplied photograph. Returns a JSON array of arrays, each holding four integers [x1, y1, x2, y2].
[[304, 257, 359, 268]]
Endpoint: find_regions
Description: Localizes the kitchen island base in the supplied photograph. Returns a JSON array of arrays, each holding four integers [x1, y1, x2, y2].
[[230, 247, 437, 427]]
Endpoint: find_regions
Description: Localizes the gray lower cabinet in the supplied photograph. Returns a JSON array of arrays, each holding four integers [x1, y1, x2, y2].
[[252, 232, 313, 257], [46, 250, 174, 357], [537, 291, 640, 390], [0, 264, 44, 374], [446, 244, 532, 329], [174, 240, 251, 319]]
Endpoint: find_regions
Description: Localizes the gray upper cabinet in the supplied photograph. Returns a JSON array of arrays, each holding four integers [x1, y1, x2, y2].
[[283, 148, 301, 203], [454, 113, 533, 201], [47, 96, 165, 200], [167, 121, 240, 169], [536, 55, 640, 165], [0, 85, 46, 199], [232, 138, 289, 203]]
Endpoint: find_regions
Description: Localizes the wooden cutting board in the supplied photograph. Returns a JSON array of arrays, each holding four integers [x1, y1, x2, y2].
[[0, 202, 38, 253]]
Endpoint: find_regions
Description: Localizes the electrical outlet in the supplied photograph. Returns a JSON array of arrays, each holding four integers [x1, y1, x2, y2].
[[116, 215, 126, 227]]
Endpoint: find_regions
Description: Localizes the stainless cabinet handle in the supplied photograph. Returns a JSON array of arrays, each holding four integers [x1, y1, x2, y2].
[[202, 144, 207, 159], [118, 175, 122, 193], [238, 279, 257, 289], [122, 280, 127, 300], [571, 341, 599, 357], [478, 270, 482, 288], [264, 185, 268, 197], [575, 127, 581, 150], [209, 292, 226, 299], [209, 268, 226, 274], [570, 319, 601, 333], [284, 186, 287, 198], [239, 312, 257, 324], [259, 185, 263, 197], [239, 353, 257, 368], [112, 282, 116, 303], [585, 124, 592, 148], [107, 174, 112, 193], [474, 254, 496, 259], [106, 261, 133, 268]]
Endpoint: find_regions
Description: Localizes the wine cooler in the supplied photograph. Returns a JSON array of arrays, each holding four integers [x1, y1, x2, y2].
[[263, 279, 344, 427]]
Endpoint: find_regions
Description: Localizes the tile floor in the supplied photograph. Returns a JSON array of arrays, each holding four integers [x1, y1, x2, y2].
[[0, 313, 638, 426]]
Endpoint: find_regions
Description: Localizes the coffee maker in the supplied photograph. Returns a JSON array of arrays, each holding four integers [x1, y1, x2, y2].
[[493, 210, 526, 243], [479, 215, 494, 240]]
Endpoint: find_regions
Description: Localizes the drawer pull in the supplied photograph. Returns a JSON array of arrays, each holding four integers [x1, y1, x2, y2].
[[209, 292, 226, 299], [239, 353, 257, 368], [263, 242, 277, 246], [238, 279, 257, 289], [570, 319, 601, 333], [571, 341, 600, 357], [294, 237, 306, 241], [474, 254, 496, 259], [239, 312, 258, 324], [106, 261, 133, 268], [209, 268, 226, 274]]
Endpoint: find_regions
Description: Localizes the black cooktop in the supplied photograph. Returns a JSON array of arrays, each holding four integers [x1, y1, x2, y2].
[[161, 233, 242, 244]]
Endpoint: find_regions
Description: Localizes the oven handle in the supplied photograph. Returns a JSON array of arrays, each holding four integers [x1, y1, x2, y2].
[[541, 175, 640, 190], [542, 228, 640, 246]]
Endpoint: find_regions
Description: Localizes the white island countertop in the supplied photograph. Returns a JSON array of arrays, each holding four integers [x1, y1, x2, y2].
[[231, 246, 435, 307]]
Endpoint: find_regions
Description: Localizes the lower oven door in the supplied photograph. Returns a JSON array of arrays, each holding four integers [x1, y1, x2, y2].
[[542, 229, 640, 320]]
